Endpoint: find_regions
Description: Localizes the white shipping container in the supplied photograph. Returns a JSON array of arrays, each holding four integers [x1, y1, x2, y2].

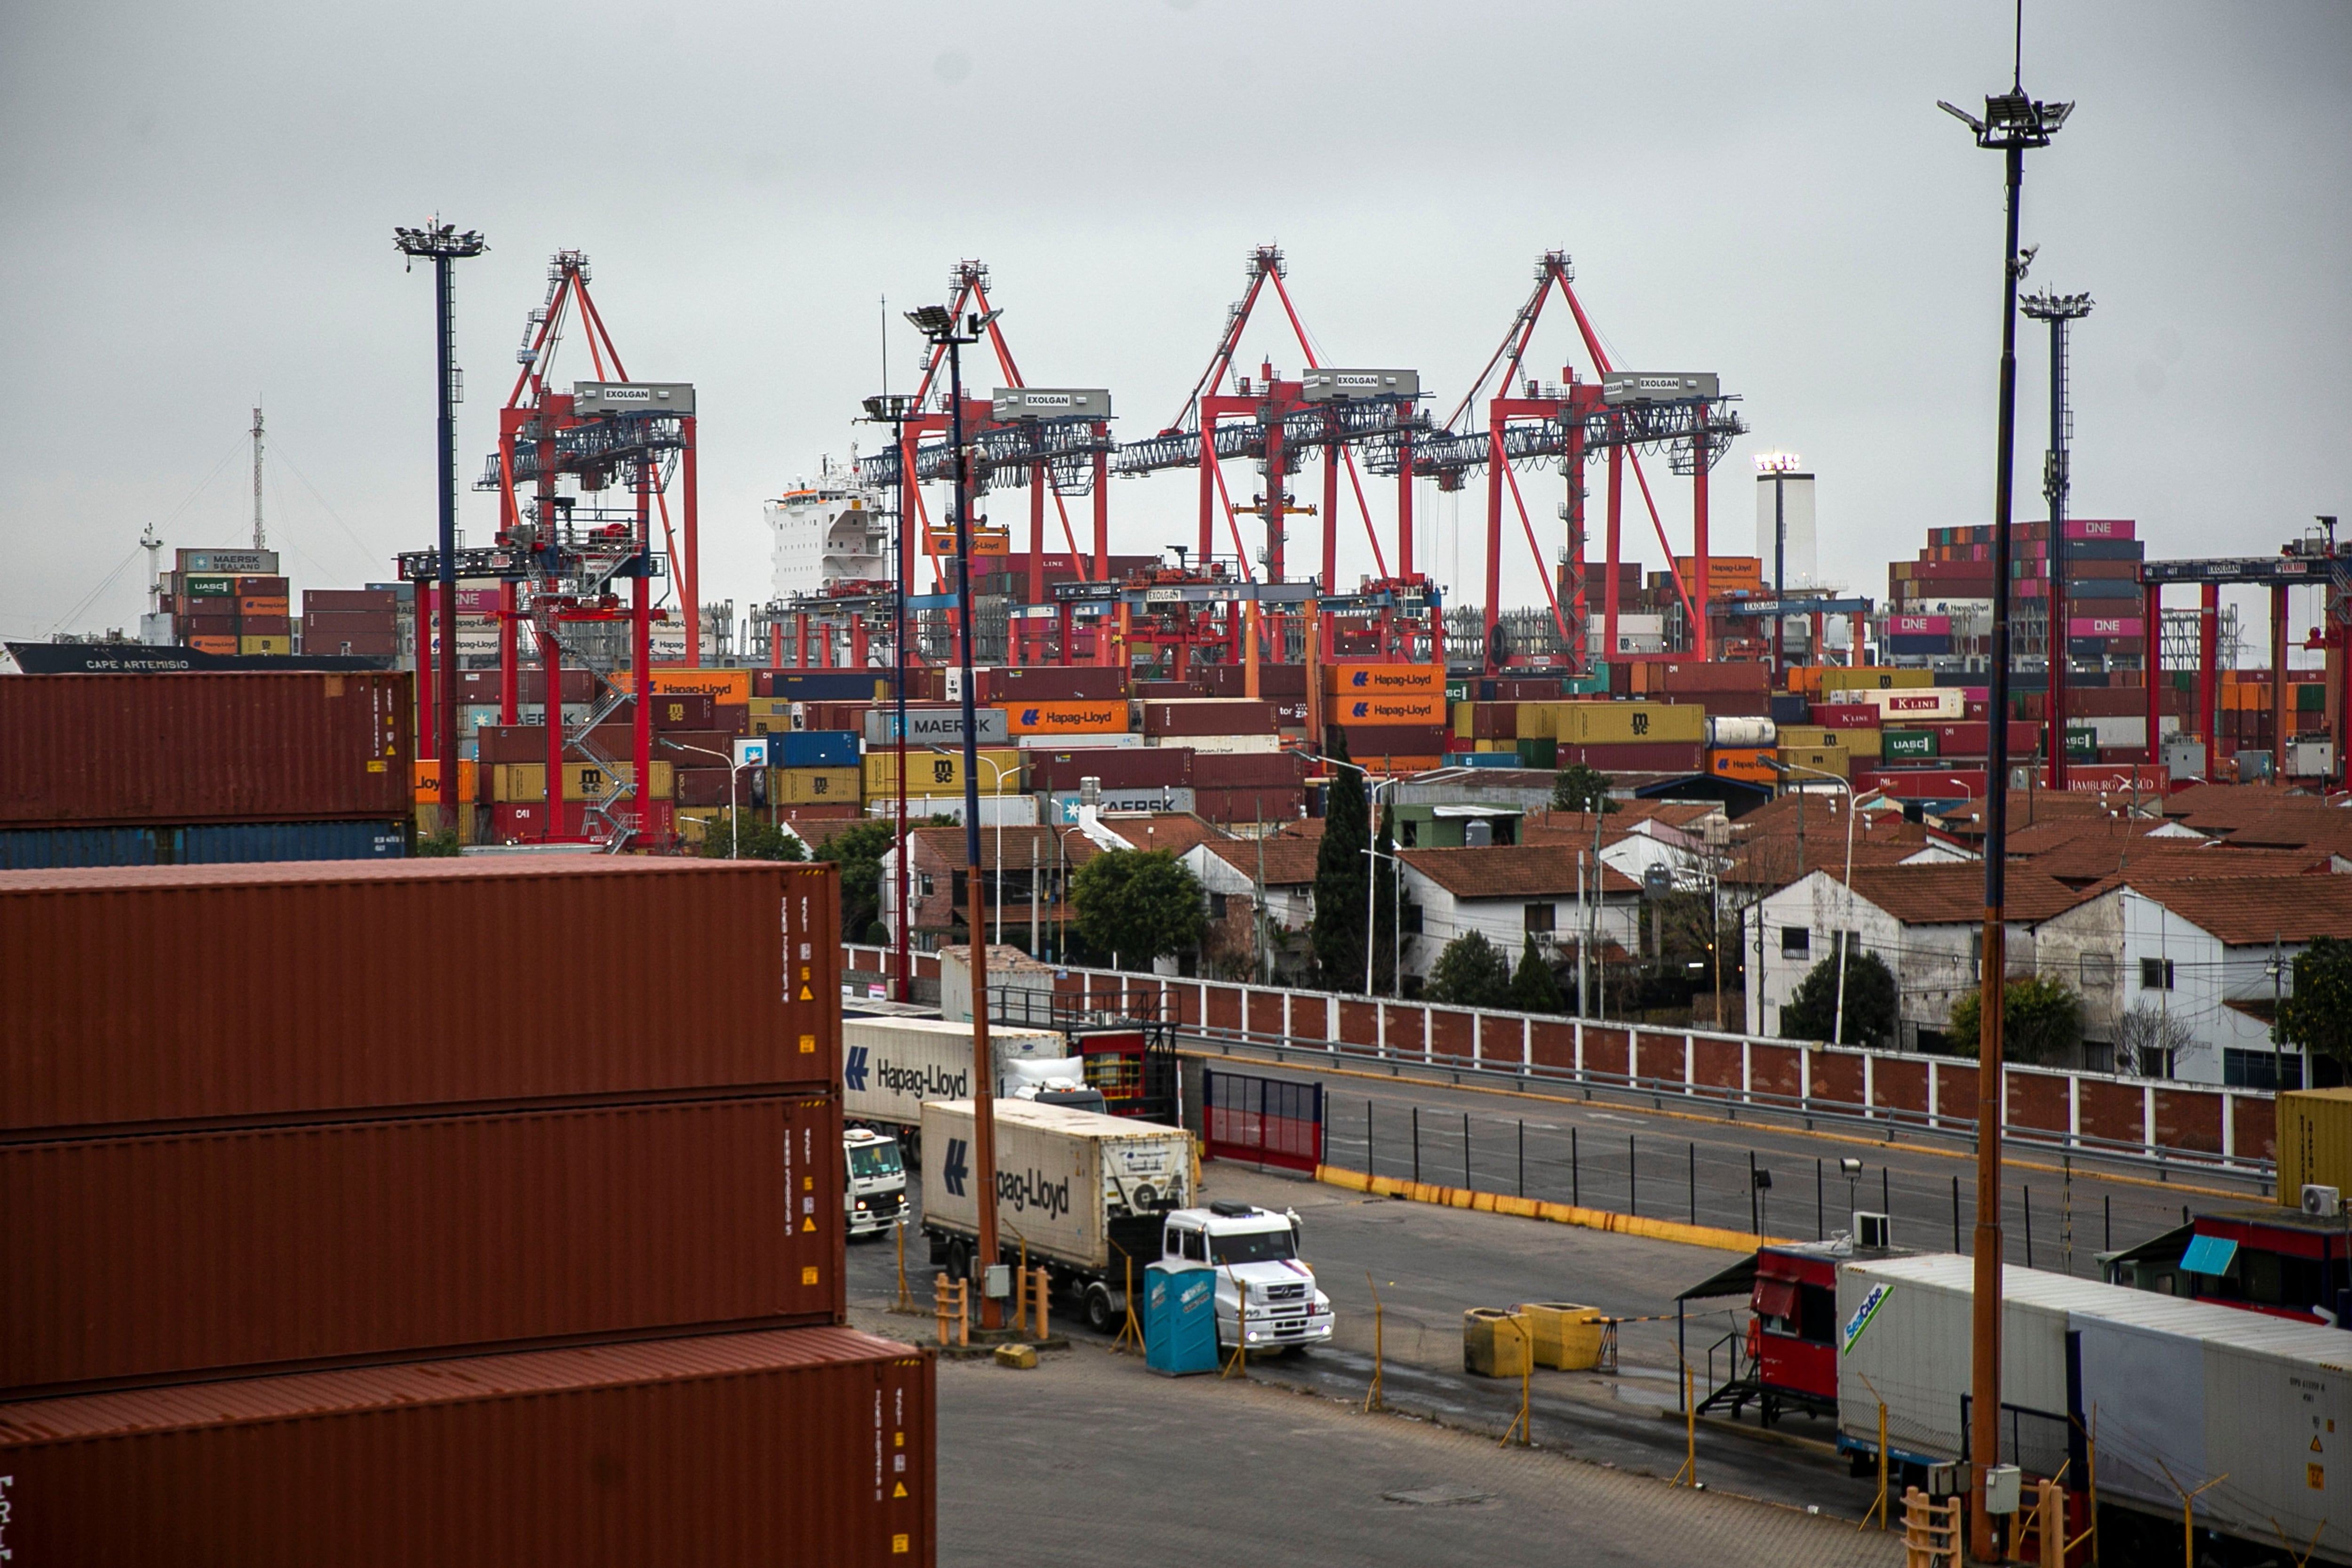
[[841, 1016, 1065, 1131], [920, 1098, 1193, 1273], [1857, 687, 1966, 720], [2085, 715, 2147, 749], [1015, 732, 1143, 749], [1151, 732, 1280, 754]]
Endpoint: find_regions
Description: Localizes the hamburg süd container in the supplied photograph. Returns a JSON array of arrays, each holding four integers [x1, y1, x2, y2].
[[0, 1327, 934, 1568], [0, 672, 412, 828], [2, 1094, 845, 1396], [0, 858, 841, 1135]]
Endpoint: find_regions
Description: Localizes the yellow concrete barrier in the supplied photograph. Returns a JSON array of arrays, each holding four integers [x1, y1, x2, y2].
[[1462, 1308, 1532, 1378], [1316, 1164, 1786, 1252]]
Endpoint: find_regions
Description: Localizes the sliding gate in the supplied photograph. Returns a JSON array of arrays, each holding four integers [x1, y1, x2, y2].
[[1202, 1068, 1324, 1172]]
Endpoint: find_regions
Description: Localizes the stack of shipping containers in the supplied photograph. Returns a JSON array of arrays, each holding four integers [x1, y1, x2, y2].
[[152, 548, 291, 656], [0, 856, 936, 1565], [297, 587, 402, 659], [0, 672, 414, 868]]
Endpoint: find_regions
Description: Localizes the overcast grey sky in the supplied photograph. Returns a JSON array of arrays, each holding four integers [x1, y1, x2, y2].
[[4, 1, 2345, 653]]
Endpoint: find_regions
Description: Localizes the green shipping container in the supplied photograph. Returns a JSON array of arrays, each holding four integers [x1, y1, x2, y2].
[[1515, 736, 1557, 769], [2298, 684, 2326, 712], [1882, 729, 1937, 760], [1562, 667, 1610, 696], [2065, 726, 2098, 758], [183, 574, 234, 597], [1445, 681, 1472, 705]]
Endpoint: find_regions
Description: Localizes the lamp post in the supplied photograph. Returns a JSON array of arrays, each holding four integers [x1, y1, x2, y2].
[[864, 392, 920, 1001], [1939, 60, 2071, 1563], [2020, 289, 2093, 790], [1767, 761, 1857, 1045], [907, 302, 1004, 1327], [661, 737, 766, 857]]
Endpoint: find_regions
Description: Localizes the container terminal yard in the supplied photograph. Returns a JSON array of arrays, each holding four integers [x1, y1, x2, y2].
[[7, 4, 2352, 1565]]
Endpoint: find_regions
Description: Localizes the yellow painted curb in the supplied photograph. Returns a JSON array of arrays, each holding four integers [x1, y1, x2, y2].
[[1315, 1164, 1789, 1252]]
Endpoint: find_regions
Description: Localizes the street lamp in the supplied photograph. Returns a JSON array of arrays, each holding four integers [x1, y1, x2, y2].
[[1941, 56, 2071, 1563], [2019, 288, 2093, 790], [1766, 760, 1857, 1046], [660, 737, 769, 858], [864, 391, 920, 1003], [906, 302, 1005, 1329]]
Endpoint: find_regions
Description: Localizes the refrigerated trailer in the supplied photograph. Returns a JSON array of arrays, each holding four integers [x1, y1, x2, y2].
[[841, 1016, 1065, 1158]]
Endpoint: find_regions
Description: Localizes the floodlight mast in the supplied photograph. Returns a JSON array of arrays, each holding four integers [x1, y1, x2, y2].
[[394, 219, 488, 843], [906, 303, 1003, 1329], [1942, 68, 2070, 1565], [2021, 289, 2094, 789], [863, 391, 921, 1005]]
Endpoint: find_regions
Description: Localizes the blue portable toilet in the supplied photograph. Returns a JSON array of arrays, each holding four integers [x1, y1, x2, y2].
[[1144, 1261, 1219, 1376]]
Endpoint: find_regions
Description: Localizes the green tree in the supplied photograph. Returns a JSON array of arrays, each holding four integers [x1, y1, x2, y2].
[[1947, 974, 2083, 1065], [414, 828, 462, 858], [2278, 935, 2352, 1068], [1780, 948, 1900, 1047], [1071, 848, 1208, 969], [1426, 931, 1513, 1008], [1371, 804, 1400, 995], [694, 811, 808, 862], [1312, 731, 1369, 991], [814, 819, 902, 941], [1508, 935, 1565, 1014], [1551, 763, 1616, 814]]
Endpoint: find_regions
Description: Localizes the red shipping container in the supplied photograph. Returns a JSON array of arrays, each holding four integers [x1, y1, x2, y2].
[[1028, 748, 1190, 792], [1490, 678, 1566, 700], [1327, 724, 1446, 758], [675, 766, 735, 807], [0, 1327, 935, 1568], [1131, 679, 1200, 700], [1192, 786, 1306, 823], [235, 575, 291, 595], [3, 1095, 844, 1396], [1649, 661, 1769, 696], [306, 629, 399, 657], [179, 611, 238, 635], [984, 665, 1133, 702], [240, 613, 294, 636], [1139, 697, 1277, 736], [300, 609, 397, 638], [0, 673, 411, 828], [1555, 742, 1706, 772], [303, 589, 400, 613], [1697, 692, 1772, 718], [0, 859, 841, 1135], [1185, 750, 1309, 788], [1197, 661, 1308, 698], [1811, 704, 1882, 727]]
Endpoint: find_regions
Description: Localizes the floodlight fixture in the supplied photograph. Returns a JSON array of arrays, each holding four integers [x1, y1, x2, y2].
[[903, 304, 955, 339], [862, 393, 918, 422], [2020, 288, 2095, 322]]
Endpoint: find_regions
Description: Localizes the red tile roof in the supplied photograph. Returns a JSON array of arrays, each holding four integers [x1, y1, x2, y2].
[[1397, 844, 1641, 899], [1840, 862, 2082, 924], [2119, 875, 2352, 946], [1195, 836, 1324, 887]]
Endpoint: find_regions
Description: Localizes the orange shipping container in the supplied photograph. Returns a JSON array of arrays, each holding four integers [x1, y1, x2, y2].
[[1708, 747, 1775, 783], [238, 595, 291, 616], [185, 634, 238, 655], [612, 668, 753, 706], [412, 756, 477, 804], [1322, 661, 1445, 697], [997, 699, 1128, 734], [1335, 692, 1446, 726]]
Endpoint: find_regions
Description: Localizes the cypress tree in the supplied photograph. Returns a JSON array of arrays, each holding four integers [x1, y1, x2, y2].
[[1312, 730, 1368, 990]]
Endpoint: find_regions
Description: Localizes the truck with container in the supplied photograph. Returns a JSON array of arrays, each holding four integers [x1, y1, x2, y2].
[[841, 1015, 1066, 1161], [920, 1100, 1333, 1346], [842, 1125, 907, 1240]]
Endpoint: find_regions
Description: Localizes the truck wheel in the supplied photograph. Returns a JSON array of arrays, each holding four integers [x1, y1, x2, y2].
[[947, 1240, 971, 1284], [1084, 1284, 1116, 1335]]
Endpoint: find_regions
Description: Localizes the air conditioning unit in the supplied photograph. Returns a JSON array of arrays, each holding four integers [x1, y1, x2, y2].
[[2304, 1185, 2342, 1218], [1854, 1211, 1892, 1249]]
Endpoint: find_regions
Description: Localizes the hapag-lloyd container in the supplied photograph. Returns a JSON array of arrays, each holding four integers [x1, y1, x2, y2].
[[3, 1095, 845, 1396], [841, 1017, 1067, 1132], [921, 1098, 1192, 1274], [0, 1327, 935, 1568], [0, 672, 412, 828], [0, 858, 840, 1135]]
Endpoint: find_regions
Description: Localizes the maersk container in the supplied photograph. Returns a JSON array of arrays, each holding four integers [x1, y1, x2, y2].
[[0, 1327, 935, 1568], [0, 671, 413, 828], [921, 1098, 1192, 1276], [0, 858, 840, 1135], [842, 1017, 1067, 1134], [3, 1094, 845, 1397]]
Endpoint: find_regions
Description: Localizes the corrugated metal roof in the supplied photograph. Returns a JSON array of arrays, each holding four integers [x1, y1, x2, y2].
[[0, 1327, 914, 1445]]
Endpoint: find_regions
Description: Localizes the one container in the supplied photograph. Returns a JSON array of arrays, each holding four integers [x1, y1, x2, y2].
[[920, 1099, 1193, 1276], [1704, 716, 1777, 748], [1137, 697, 1279, 737], [862, 748, 1024, 798], [1322, 661, 1445, 697], [998, 700, 1128, 736], [611, 668, 753, 706], [1514, 1302, 1607, 1371], [1333, 692, 1446, 726], [776, 767, 861, 805], [2277, 1088, 2352, 1204], [0, 673, 412, 828], [1462, 1308, 1532, 1378], [842, 1017, 1067, 1133], [0, 858, 841, 1135], [2, 1094, 845, 1396], [0, 1327, 934, 1568], [1144, 1261, 1221, 1375], [1557, 701, 1707, 746], [1881, 729, 1938, 761], [775, 731, 860, 768]]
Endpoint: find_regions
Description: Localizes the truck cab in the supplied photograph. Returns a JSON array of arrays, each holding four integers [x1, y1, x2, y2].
[[1161, 1199, 1334, 1352], [844, 1127, 907, 1239]]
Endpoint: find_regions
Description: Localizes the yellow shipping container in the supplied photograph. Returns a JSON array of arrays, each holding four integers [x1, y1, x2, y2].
[[775, 766, 860, 804], [1515, 701, 1561, 739], [675, 807, 723, 847], [239, 635, 292, 656], [1781, 724, 1882, 759], [2279, 1089, 2352, 1207], [1558, 701, 1706, 746], [1452, 700, 1478, 740], [559, 760, 675, 802], [749, 713, 794, 737], [863, 747, 1023, 797], [493, 763, 546, 802], [747, 697, 794, 718], [1775, 745, 1850, 780], [1817, 667, 1933, 693]]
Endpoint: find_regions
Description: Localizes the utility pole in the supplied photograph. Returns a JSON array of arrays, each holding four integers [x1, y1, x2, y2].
[[2022, 288, 2092, 788], [250, 403, 266, 552], [1940, 44, 2071, 1562], [2272, 932, 2286, 1092]]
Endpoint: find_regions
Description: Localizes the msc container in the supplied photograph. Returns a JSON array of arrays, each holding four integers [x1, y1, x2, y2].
[[0, 1327, 934, 1568], [2, 1094, 844, 1397], [1817, 667, 1934, 694], [0, 858, 841, 1135], [920, 1098, 1193, 1276], [861, 748, 1023, 798], [777, 767, 861, 805], [0, 672, 412, 828], [841, 1017, 1068, 1133], [2278, 1089, 2352, 1202]]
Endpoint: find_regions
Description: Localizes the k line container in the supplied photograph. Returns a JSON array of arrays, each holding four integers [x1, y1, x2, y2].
[[0, 672, 412, 828], [0, 1327, 934, 1568], [921, 1098, 1193, 1274], [0, 858, 841, 1135], [3, 1094, 845, 1396]]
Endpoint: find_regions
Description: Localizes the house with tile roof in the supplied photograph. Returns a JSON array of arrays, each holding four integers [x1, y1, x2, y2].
[[1742, 862, 2082, 1049], [1394, 844, 1644, 987], [1180, 833, 1325, 982], [2030, 874, 2352, 1087]]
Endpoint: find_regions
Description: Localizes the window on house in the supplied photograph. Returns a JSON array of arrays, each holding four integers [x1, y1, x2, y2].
[[1524, 903, 1556, 934], [1209, 893, 1230, 921], [1782, 927, 1811, 956], [1400, 819, 1420, 847], [918, 874, 935, 898], [2140, 957, 2175, 991]]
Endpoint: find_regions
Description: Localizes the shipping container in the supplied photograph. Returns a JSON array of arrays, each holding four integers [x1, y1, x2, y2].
[[982, 665, 1132, 702], [2277, 1089, 2352, 1201], [1028, 748, 1190, 792], [1817, 667, 1933, 693], [1321, 661, 1445, 697], [1333, 692, 1446, 726], [998, 699, 1128, 735], [0, 858, 841, 1134], [0, 820, 405, 870], [1859, 687, 1966, 720], [1557, 700, 1706, 746], [303, 588, 400, 614], [612, 668, 752, 705], [1162, 732, 1281, 754], [861, 748, 1023, 798], [1555, 741, 1705, 772], [1775, 744, 1850, 779], [3, 1095, 844, 1396], [1880, 729, 1938, 761], [864, 704, 1009, 747], [0, 673, 412, 828], [1197, 661, 1306, 698], [1327, 724, 1447, 759], [1137, 697, 1279, 736], [842, 1018, 1067, 1133], [1183, 750, 1308, 788], [0, 1327, 934, 1568], [772, 730, 861, 768], [1707, 747, 1775, 783], [1191, 786, 1306, 823], [921, 1098, 1192, 1274], [777, 766, 861, 804]]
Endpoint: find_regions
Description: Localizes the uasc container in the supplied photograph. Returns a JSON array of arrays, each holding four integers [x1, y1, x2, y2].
[[0, 858, 841, 1135], [0, 1327, 934, 1568]]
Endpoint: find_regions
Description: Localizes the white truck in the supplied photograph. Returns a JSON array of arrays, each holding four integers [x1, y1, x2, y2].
[[843, 1125, 907, 1240], [841, 1015, 1067, 1160], [921, 1100, 1333, 1349]]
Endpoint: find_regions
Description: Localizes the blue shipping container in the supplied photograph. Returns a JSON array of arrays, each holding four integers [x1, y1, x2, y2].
[[1886, 635, 1952, 656], [1440, 753, 1525, 769], [0, 820, 404, 869], [774, 730, 860, 768], [0, 826, 160, 869], [1144, 1261, 1220, 1376]]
